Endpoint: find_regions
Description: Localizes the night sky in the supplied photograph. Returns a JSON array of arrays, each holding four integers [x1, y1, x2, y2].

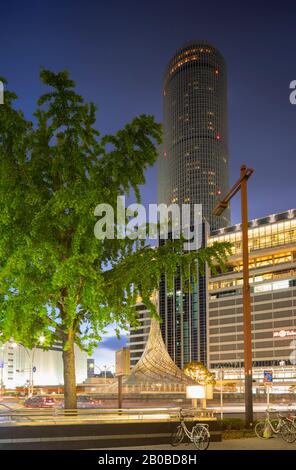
[[1, 0, 296, 365]]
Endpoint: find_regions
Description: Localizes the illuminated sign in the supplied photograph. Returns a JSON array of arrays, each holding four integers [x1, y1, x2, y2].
[[186, 385, 213, 399], [115, 348, 130, 376], [273, 329, 296, 338], [263, 370, 273, 383]]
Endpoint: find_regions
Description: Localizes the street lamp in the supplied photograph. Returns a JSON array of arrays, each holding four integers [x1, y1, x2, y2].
[[219, 368, 224, 420], [39, 335, 46, 345], [213, 164, 254, 427], [0, 345, 4, 395]]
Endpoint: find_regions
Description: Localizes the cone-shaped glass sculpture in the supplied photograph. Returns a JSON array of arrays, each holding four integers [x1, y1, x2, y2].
[[123, 318, 195, 387]]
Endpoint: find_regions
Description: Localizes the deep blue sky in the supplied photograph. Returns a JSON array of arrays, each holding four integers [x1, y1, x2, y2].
[[2, 0, 296, 221], [1, 0, 296, 365]]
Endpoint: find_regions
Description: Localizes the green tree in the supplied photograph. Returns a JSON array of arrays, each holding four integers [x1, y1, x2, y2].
[[184, 361, 216, 385], [0, 70, 231, 408]]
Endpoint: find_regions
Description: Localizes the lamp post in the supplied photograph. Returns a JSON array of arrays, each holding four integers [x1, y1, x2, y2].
[[12, 342, 35, 396], [219, 368, 224, 420], [103, 365, 108, 384], [0, 345, 4, 395], [213, 164, 254, 426]]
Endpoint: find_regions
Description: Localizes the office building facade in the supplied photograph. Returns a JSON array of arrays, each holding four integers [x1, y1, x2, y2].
[[156, 41, 231, 369], [158, 223, 209, 369], [129, 41, 231, 369], [158, 40, 230, 229], [129, 209, 296, 372], [126, 302, 152, 368], [208, 209, 296, 369]]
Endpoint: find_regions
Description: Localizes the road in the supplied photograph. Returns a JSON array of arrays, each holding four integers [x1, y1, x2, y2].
[[208, 402, 296, 416], [1, 400, 296, 411]]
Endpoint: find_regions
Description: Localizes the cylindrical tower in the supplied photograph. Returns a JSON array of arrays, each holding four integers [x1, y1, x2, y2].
[[158, 41, 230, 230]]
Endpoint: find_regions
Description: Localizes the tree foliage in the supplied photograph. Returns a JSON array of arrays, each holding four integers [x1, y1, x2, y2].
[[184, 361, 216, 385], [0, 70, 231, 407]]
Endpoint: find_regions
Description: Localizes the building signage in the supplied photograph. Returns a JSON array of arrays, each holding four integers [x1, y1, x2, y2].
[[115, 348, 130, 376], [273, 329, 296, 338], [263, 370, 273, 383], [186, 385, 206, 399]]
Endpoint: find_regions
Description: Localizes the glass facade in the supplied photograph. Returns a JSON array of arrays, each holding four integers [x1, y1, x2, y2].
[[159, 224, 209, 369], [129, 208, 296, 371], [210, 213, 296, 256], [157, 41, 230, 369], [208, 209, 296, 369], [158, 41, 230, 229]]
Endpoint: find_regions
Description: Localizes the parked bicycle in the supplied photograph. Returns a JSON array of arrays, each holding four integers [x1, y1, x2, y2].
[[287, 412, 296, 426], [255, 409, 296, 443], [171, 409, 210, 450]]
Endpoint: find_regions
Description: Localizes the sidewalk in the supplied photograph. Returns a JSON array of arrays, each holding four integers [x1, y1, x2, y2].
[[101, 437, 296, 451]]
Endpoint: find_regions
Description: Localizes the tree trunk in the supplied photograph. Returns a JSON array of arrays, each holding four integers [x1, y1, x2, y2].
[[62, 329, 77, 409]]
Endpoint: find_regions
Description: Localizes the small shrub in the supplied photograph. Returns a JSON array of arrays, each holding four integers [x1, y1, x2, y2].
[[222, 429, 255, 440], [219, 418, 246, 431]]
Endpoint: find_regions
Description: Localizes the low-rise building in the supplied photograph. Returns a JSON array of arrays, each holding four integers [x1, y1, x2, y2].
[[0, 341, 87, 389]]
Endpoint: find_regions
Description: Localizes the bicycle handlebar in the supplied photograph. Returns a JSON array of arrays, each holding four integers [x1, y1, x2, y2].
[[179, 408, 196, 418]]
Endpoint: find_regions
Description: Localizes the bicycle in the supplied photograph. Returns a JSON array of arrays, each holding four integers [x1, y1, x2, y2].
[[287, 412, 296, 435], [255, 409, 296, 443], [287, 412, 296, 426], [171, 409, 210, 450]]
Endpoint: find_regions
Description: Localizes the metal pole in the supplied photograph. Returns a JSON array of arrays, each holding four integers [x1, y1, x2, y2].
[[0, 347, 4, 395], [240, 164, 254, 426], [23, 347, 32, 396], [220, 369, 224, 420], [201, 398, 207, 410], [20, 346, 32, 397], [266, 385, 270, 410], [30, 347, 36, 396], [118, 375, 123, 409], [192, 398, 198, 409], [28, 351, 32, 396]]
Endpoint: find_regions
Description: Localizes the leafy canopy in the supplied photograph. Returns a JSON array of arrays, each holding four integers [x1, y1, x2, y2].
[[0, 70, 232, 353], [184, 361, 216, 385]]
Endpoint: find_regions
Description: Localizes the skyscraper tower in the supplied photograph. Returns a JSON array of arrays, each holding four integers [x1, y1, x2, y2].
[[158, 42, 231, 369], [158, 41, 230, 230], [128, 42, 231, 370]]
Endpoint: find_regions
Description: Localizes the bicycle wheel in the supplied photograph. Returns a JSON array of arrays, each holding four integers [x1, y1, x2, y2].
[[171, 425, 184, 446], [270, 419, 279, 429], [255, 421, 272, 439], [281, 422, 296, 443], [192, 425, 210, 450]]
